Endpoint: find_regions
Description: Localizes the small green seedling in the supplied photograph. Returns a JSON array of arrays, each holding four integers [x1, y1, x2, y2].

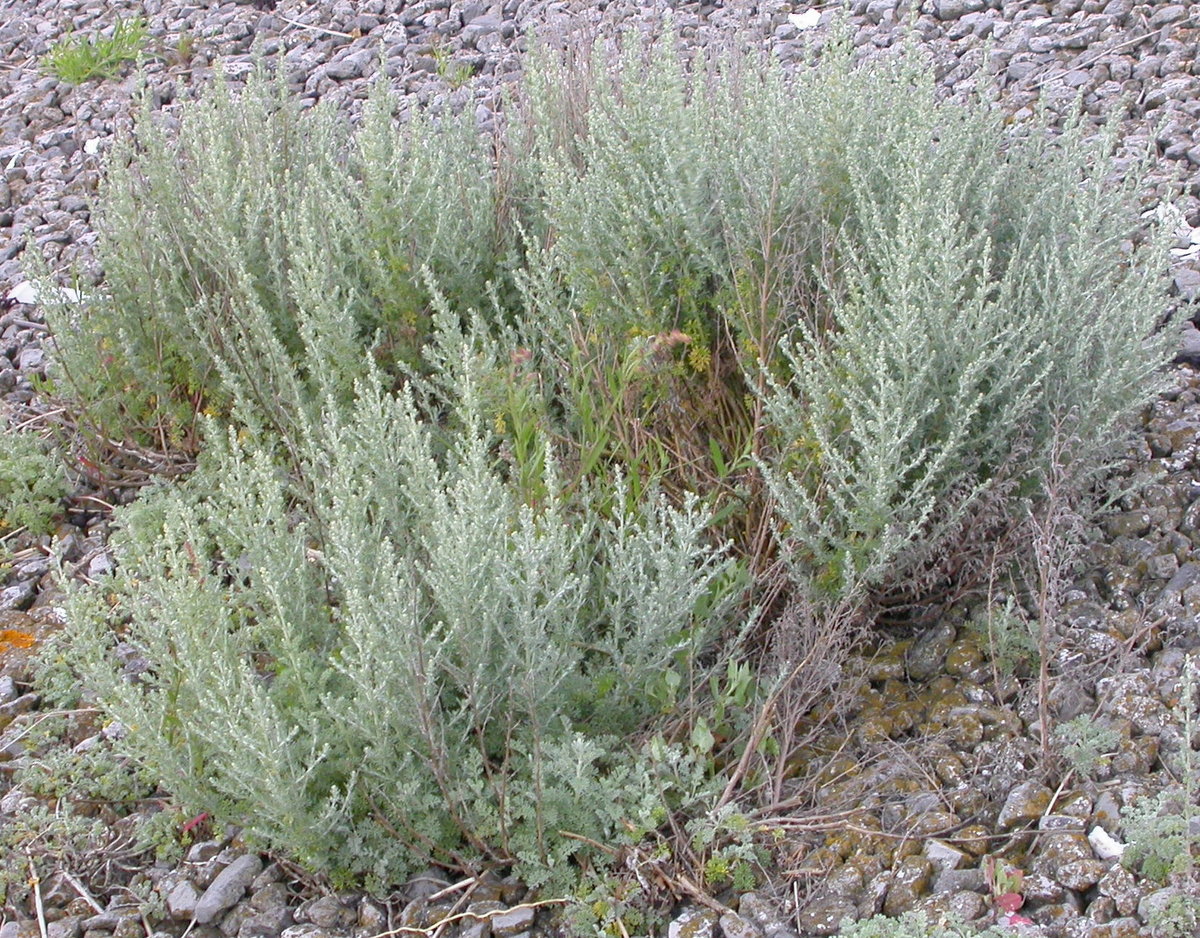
[[42, 16, 148, 84], [985, 856, 1031, 927]]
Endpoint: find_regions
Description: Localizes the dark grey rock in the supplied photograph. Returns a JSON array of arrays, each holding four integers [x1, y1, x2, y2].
[[1049, 678, 1095, 721], [457, 905, 496, 938], [1096, 864, 1140, 916], [167, 881, 201, 921], [1056, 857, 1106, 892], [46, 919, 83, 938], [0, 692, 38, 721], [490, 905, 535, 938], [924, 839, 971, 871], [0, 580, 35, 611], [249, 883, 289, 914], [1148, 4, 1188, 27], [934, 0, 969, 20], [279, 927, 333, 938], [906, 621, 957, 682], [997, 779, 1052, 830], [738, 894, 787, 934], [399, 869, 451, 903], [219, 904, 256, 938], [236, 908, 293, 938], [795, 896, 855, 936], [186, 844, 224, 868], [1097, 671, 1173, 734], [82, 913, 138, 933], [883, 856, 934, 916], [467, 872, 507, 904], [300, 897, 354, 930], [356, 900, 385, 932], [249, 864, 285, 893], [324, 49, 373, 81], [932, 867, 986, 894], [1176, 268, 1200, 302]]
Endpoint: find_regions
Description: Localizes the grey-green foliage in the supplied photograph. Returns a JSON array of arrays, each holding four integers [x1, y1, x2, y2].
[[840, 911, 1008, 937], [0, 426, 67, 537], [517, 31, 1173, 612], [1054, 714, 1122, 780], [965, 598, 1038, 677], [0, 713, 157, 907], [1121, 656, 1200, 936], [61, 316, 737, 887], [1149, 896, 1200, 938], [1123, 657, 1200, 881], [43, 26, 1180, 892], [758, 47, 1172, 607], [0, 804, 108, 907], [523, 37, 727, 333], [517, 33, 842, 351], [46, 59, 498, 448]]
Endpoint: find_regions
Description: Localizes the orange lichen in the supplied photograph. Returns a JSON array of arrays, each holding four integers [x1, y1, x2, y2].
[[0, 629, 36, 651]]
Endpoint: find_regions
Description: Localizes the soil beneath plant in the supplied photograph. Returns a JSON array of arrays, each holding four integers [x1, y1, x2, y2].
[[2, 1, 1200, 937]]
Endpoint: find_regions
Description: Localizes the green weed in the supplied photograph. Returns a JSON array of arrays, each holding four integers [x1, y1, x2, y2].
[[42, 16, 148, 84]]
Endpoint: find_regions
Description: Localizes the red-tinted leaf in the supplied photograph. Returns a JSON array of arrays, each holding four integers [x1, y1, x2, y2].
[[996, 892, 1025, 913]]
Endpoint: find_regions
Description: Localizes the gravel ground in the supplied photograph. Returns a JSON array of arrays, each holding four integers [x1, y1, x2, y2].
[[1, 1, 1200, 937]]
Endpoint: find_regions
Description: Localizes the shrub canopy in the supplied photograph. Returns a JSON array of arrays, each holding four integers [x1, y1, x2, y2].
[[46, 31, 1174, 887]]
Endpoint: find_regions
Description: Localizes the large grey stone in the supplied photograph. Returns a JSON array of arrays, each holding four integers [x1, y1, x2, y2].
[[934, 0, 969, 19], [236, 908, 293, 938], [1098, 864, 1141, 916], [195, 855, 264, 925], [924, 839, 970, 871], [883, 856, 933, 916]]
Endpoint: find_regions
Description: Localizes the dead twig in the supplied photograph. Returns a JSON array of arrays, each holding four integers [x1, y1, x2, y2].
[[424, 877, 475, 903], [29, 854, 49, 938], [275, 14, 355, 39], [1025, 30, 1156, 91], [671, 874, 733, 916], [362, 898, 571, 938], [58, 869, 105, 914]]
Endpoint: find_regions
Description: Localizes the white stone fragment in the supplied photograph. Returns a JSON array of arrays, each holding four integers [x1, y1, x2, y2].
[[7, 282, 38, 305], [788, 9, 822, 29], [7, 281, 87, 305], [1088, 826, 1126, 860]]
